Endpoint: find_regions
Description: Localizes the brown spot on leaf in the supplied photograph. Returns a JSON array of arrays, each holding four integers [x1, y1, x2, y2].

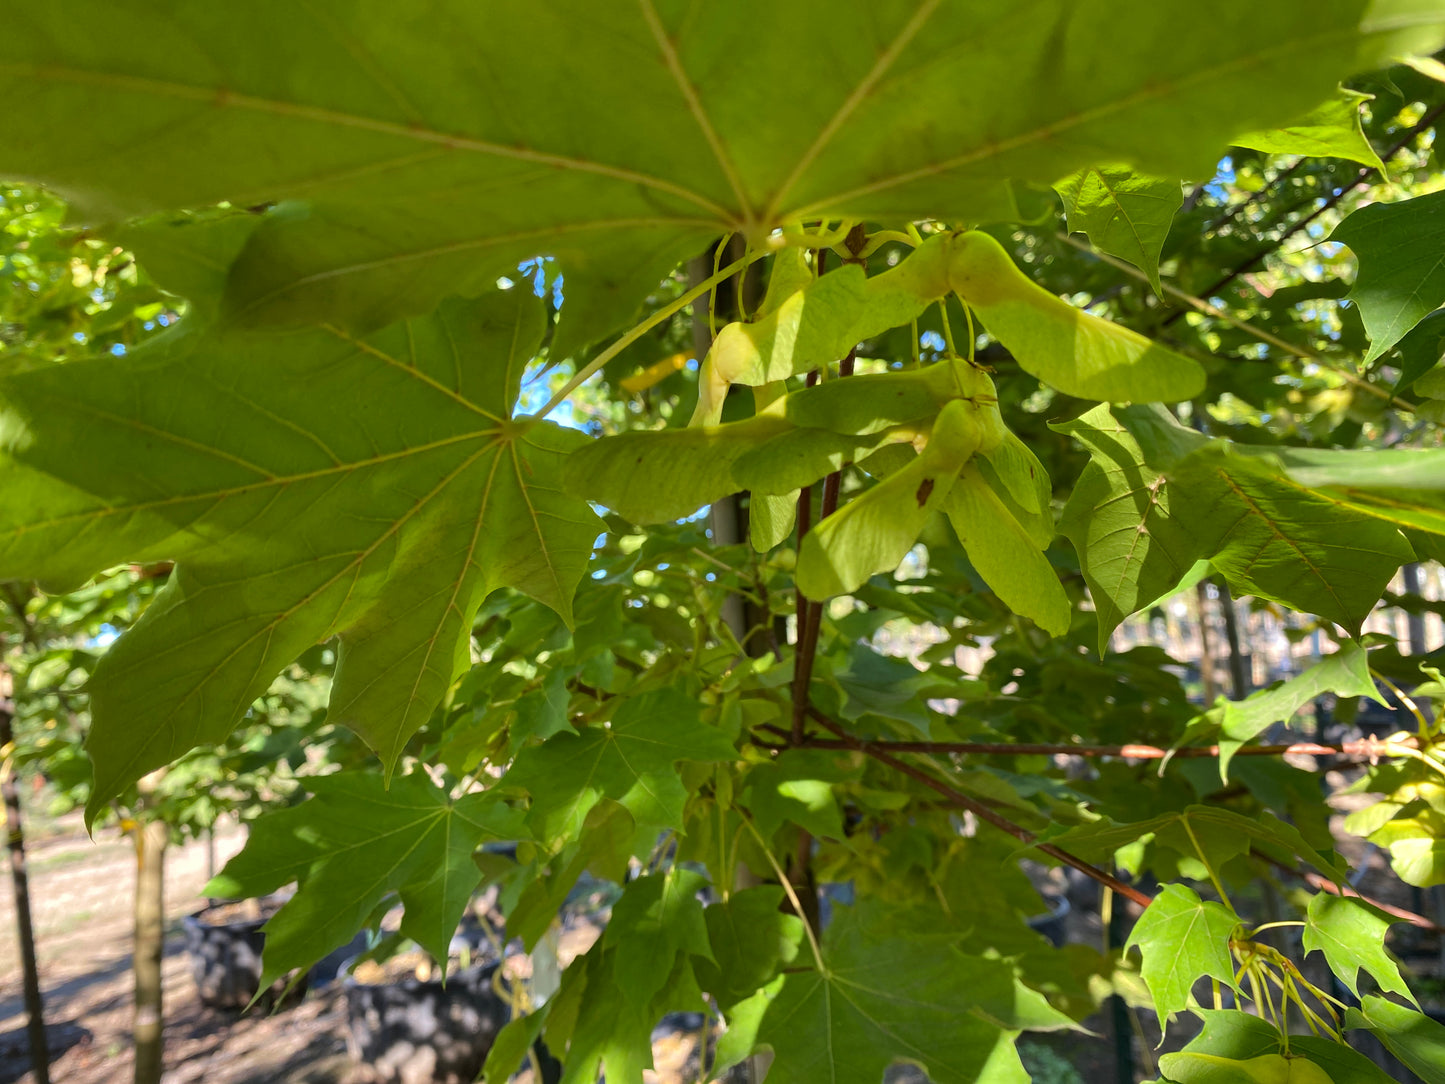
[[915, 478, 935, 507]]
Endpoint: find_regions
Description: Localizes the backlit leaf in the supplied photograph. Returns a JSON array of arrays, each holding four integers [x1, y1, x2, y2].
[[1125, 884, 1241, 1025], [1234, 87, 1386, 170], [6, 2, 1435, 345], [0, 262, 602, 815], [1055, 167, 1182, 294]]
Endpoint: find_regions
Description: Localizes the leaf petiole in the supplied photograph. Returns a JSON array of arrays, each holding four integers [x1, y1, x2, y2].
[[739, 813, 827, 976], [533, 246, 765, 418]]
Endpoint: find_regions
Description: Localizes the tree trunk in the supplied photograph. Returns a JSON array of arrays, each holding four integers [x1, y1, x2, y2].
[[1194, 581, 1217, 704], [1217, 582, 1250, 699], [1401, 563, 1429, 656], [1106, 892, 1134, 1084], [1, 702, 50, 1084], [690, 249, 775, 1084], [132, 817, 169, 1084]]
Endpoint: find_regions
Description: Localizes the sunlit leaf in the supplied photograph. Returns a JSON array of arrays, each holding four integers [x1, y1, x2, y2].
[[0, 253, 601, 814], [1055, 167, 1182, 294], [1125, 884, 1241, 1025], [1303, 894, 1415, 1003]]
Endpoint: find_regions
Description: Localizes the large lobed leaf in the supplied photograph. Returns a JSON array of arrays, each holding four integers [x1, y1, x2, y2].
[[1058, 405, 1422, 646], [716, 901, 1074, 1084], [206, 769, 521, 989], [2, 1, 1440, 349], [1125, 884, 1241, 1026], [0, 221, 602, 813]]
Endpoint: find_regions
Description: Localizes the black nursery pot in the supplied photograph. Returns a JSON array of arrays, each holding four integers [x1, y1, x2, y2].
[[181, 904, 306, 1010], [343, 962, 512, 1084]]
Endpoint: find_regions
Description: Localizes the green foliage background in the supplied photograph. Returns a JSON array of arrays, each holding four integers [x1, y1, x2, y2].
[[8, 3, 1445, 1082]]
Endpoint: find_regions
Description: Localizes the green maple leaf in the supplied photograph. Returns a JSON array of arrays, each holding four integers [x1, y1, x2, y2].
[[1054, 167, 1182, 294], [1333, 190, 1445, 361], [694, 887, 804, 1010], [1165, 446, 1416, 631], [3, 2, 1439, 346], [1234, 87, 1386, 170], [1303, 894, 1415, 1003], [501, 686, 737, 843], [719, 902, 1074, 1084], [206, 769, 521, 988], [1055, 406, 1204, 651], [1347, 995, 1445, 1084], [601, 869, 714, 1010], [1208, 644, 1385, 776], [544, 886, 711, 1084], [1125, 884, 1242, 1026], [1082, 404, 1418, 632], [0, 227, 603, 813]]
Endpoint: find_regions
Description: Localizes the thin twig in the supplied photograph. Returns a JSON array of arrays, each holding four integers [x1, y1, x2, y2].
[[1058, 232, 1417, 412], [533, 248, 760, 417], [1180, 101, 1445, 316], [783, 733, 1409, 762], [1256, 851, 1445, 933], [805, 708, 1153, 908]]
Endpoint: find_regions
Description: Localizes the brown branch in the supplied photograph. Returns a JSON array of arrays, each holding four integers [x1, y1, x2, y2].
[[1255, 851, 1445, 933], [1169, 101, 1445, 323], [787, 735, 1407, 762], [1300, 871, 1444, 933], [805, 708, 1154, 909]]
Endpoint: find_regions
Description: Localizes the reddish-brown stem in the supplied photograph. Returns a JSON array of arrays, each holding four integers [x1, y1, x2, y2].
[[805, 709, 1154, 909], [1299, 871, 1443, 933], [790, 369, 820, 745], [785, 735, 1405, 762], [1254, 852, 1445, 933]]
